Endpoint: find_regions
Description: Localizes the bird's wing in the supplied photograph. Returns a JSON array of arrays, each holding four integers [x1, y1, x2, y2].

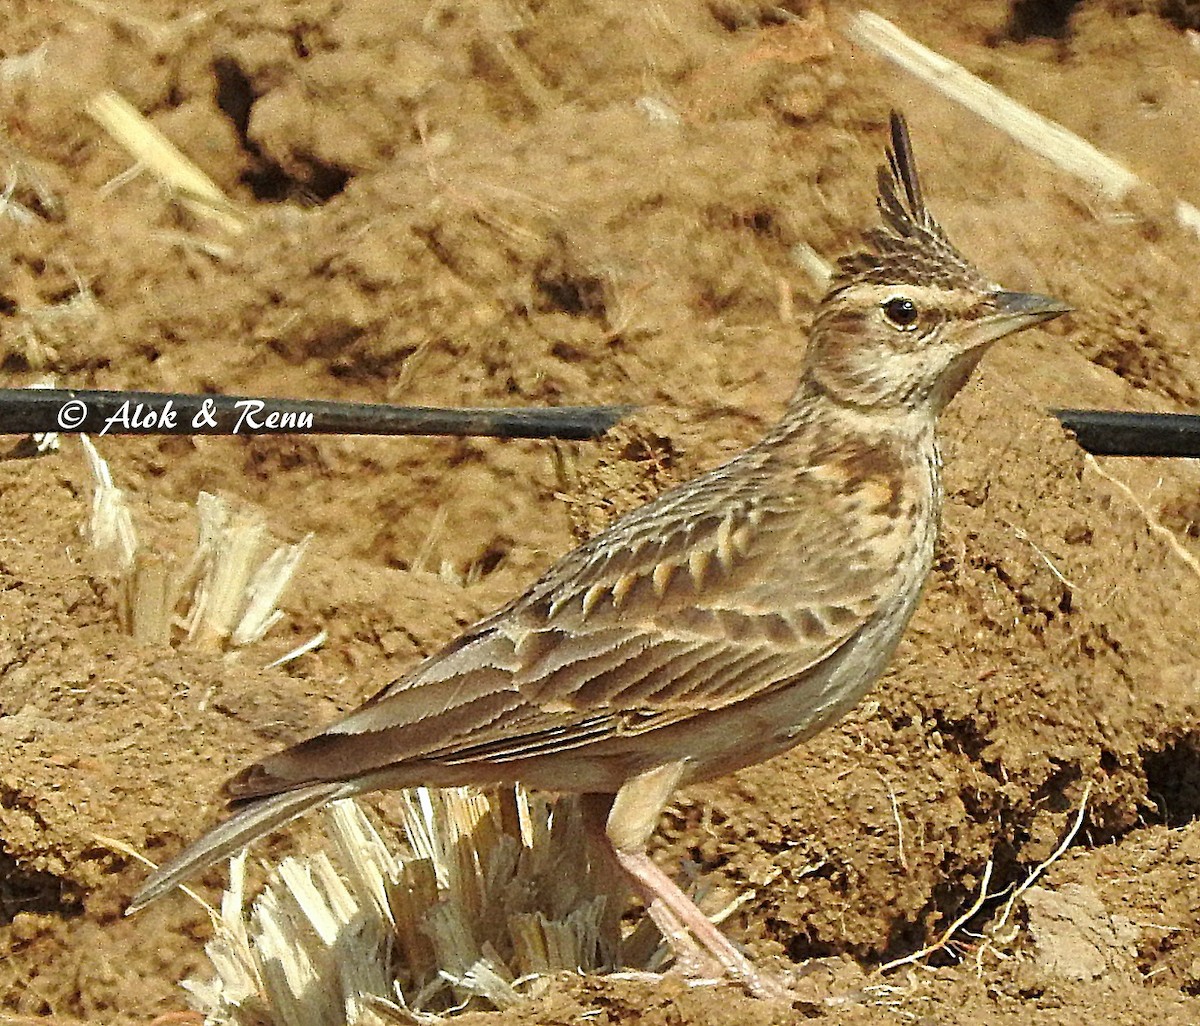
[[228, 442, 910, 798]]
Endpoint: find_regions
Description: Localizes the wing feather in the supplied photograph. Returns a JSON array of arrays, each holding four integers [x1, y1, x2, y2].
[[228, 432, 914, 798]]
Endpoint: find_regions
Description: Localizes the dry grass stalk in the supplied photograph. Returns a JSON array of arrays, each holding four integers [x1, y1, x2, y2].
[[880, 859, 996, 973], [125, 550, 182, 644], [81, 443, 307, 651], [789, 240, 833, 289], [186, 789, 626, 1024], [1083, 453, 1200, 586], [86, 90, 245, 235], [266, 629, 329, 669], [81, 435, 138, 570], [175, 493, 312, 651], [847, 11, 1200, 236], [847, 13, 1136, 198], [880, 783, 1094, 974], [475, 2, 556, 113], [180, 493, 312, 651]]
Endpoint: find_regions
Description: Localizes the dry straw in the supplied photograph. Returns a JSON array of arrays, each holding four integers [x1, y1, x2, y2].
[[185, 788, 633, 1024], [86, 90, 246, 236], [846, 11, 1200, 236], [81, 436, 310, 652]]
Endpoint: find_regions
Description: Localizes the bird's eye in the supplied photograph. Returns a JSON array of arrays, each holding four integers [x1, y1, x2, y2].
[[882, 296, 919, 329]]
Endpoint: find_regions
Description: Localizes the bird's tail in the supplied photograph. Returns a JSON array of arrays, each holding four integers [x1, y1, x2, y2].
[[126, 780, 350, 915]]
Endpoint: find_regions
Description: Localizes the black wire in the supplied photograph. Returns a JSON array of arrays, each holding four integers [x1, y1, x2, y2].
[[3, 391, 1189, 458], [1052, 409, 1200, 458], [0, 388, 635, 441]]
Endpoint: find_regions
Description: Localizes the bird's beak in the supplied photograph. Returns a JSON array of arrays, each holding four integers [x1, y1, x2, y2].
[[995, 289, 1071, 328], [994, 290, 1072, 322], [972, 289, 1071, 347]]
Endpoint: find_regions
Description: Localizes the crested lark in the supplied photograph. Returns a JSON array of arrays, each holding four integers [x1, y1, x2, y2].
[[129, 113, 1068, 996]]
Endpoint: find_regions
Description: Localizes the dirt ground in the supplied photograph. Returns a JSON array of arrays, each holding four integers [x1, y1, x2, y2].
[[2, 0, 1200, 1022]]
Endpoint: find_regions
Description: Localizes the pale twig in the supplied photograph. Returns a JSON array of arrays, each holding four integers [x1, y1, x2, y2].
[[789, 240, 833, 289], [708, 867, 781, 927], [231, 531, 312, 647], [847, 12, 1135, 199], [80, 435, 139, 569], [1008, 523, 1078, 590], [476, 2, 556, 113], [90, 833, 217, 919], [98, 161, 147, 197], [992, 781, 1093, 936], [878, 772, 909, 872], [265, 629, 328, 669], [879, 858, 994, 973], [1084, 453, 1200, 585], [846, 11, 1200, 238], [87, 91, 245, 235]]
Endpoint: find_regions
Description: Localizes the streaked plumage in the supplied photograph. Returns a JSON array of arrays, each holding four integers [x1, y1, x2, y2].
[[129, 113, 1068, 996]]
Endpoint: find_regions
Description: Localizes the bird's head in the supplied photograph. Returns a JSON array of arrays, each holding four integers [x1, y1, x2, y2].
[[801, 112, 1069, 414]]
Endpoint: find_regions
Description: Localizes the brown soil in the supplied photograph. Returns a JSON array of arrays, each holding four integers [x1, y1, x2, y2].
[[2, 0, 1200, 1022]]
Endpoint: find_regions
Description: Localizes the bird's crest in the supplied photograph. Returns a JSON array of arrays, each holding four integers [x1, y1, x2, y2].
[[834, 112, 989, 291]]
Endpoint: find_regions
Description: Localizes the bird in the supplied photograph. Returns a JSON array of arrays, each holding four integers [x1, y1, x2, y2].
[[128, 112, 1069, 997]]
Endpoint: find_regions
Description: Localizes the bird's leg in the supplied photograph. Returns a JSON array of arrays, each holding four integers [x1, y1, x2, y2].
[[581, 790, 714, 974], [605, 762, 787, 998]]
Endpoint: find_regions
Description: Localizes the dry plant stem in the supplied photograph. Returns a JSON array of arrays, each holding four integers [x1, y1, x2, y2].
[[232, 533, 312, 647], [185, 791, 619, 1020], [86, 91, 245, 234], [992, 782, 1093, 935], [846, 11, 1200, 236], [265, 629, 328, 668], [709, 869, 783, 928], [880, 859, 996, 973], [1084, 454, 1200, 584], [1009, 523, 1078, 591], [80, 446, 306, 652], [790, 240, 833, 288], [80, 435, 137, 569], [90, 833, 216, 919], [126, 551, 181, 644], [187, 505, 266, 651]]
